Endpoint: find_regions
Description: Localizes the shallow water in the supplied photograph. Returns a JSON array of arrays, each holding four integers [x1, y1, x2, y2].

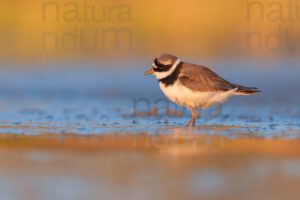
[[0, 60, 300, 199]]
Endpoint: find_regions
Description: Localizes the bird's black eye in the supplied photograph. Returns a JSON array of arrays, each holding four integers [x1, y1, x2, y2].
[[154, 59, 160, 67], [154, 58, 164, 69]]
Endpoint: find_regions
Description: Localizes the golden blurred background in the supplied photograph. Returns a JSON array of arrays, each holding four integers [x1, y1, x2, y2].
[[1, 0, 299, 61]]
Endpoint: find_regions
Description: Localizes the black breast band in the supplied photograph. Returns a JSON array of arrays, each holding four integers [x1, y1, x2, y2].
[[158, 62, 183, 87]]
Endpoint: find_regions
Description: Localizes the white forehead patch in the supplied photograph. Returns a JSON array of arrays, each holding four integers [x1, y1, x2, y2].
[[154, 58, 181, 80], [152, 63, 158, 69]]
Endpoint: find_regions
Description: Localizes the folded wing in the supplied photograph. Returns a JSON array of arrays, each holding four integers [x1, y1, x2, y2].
[[178, 63, 261, 95]]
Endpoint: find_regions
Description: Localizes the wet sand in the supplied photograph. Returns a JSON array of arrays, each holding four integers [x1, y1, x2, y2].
[[1, 133, 300, 200]]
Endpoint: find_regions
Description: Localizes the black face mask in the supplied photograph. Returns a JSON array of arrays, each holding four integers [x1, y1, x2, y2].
[[153, 58, 173, 72]]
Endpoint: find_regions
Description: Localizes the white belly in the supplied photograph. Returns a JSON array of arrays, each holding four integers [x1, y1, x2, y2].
[[159, 81, 237, 109]]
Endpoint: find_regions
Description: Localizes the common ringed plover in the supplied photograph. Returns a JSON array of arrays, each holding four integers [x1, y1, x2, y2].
[[144, 54, 261, 126]]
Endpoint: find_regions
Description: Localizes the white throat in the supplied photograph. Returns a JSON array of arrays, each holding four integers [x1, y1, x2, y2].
[[154, 58, 181, 80]]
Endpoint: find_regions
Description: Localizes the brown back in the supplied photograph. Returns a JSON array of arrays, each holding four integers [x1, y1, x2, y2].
[[178, 63, 236, 92]]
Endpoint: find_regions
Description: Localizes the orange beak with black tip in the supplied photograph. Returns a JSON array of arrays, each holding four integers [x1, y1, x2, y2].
[[144, 68, 154, 75]]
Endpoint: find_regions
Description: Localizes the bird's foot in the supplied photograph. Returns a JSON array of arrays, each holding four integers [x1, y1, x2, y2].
[[186, 118, 196, 126]]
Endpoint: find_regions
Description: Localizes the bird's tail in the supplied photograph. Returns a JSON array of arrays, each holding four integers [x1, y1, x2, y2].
[[233, 84, 261, 95]]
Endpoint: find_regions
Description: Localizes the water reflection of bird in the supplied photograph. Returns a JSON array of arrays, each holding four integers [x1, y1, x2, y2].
[[144, 54, 261, 126]]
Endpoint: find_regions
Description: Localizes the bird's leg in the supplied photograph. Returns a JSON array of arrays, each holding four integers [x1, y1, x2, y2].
[[185, 108, 194, 126], [192, 108, 197, 127]]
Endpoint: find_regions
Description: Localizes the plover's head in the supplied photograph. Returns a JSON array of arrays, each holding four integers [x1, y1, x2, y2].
[[144, 54, 181, 80]]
